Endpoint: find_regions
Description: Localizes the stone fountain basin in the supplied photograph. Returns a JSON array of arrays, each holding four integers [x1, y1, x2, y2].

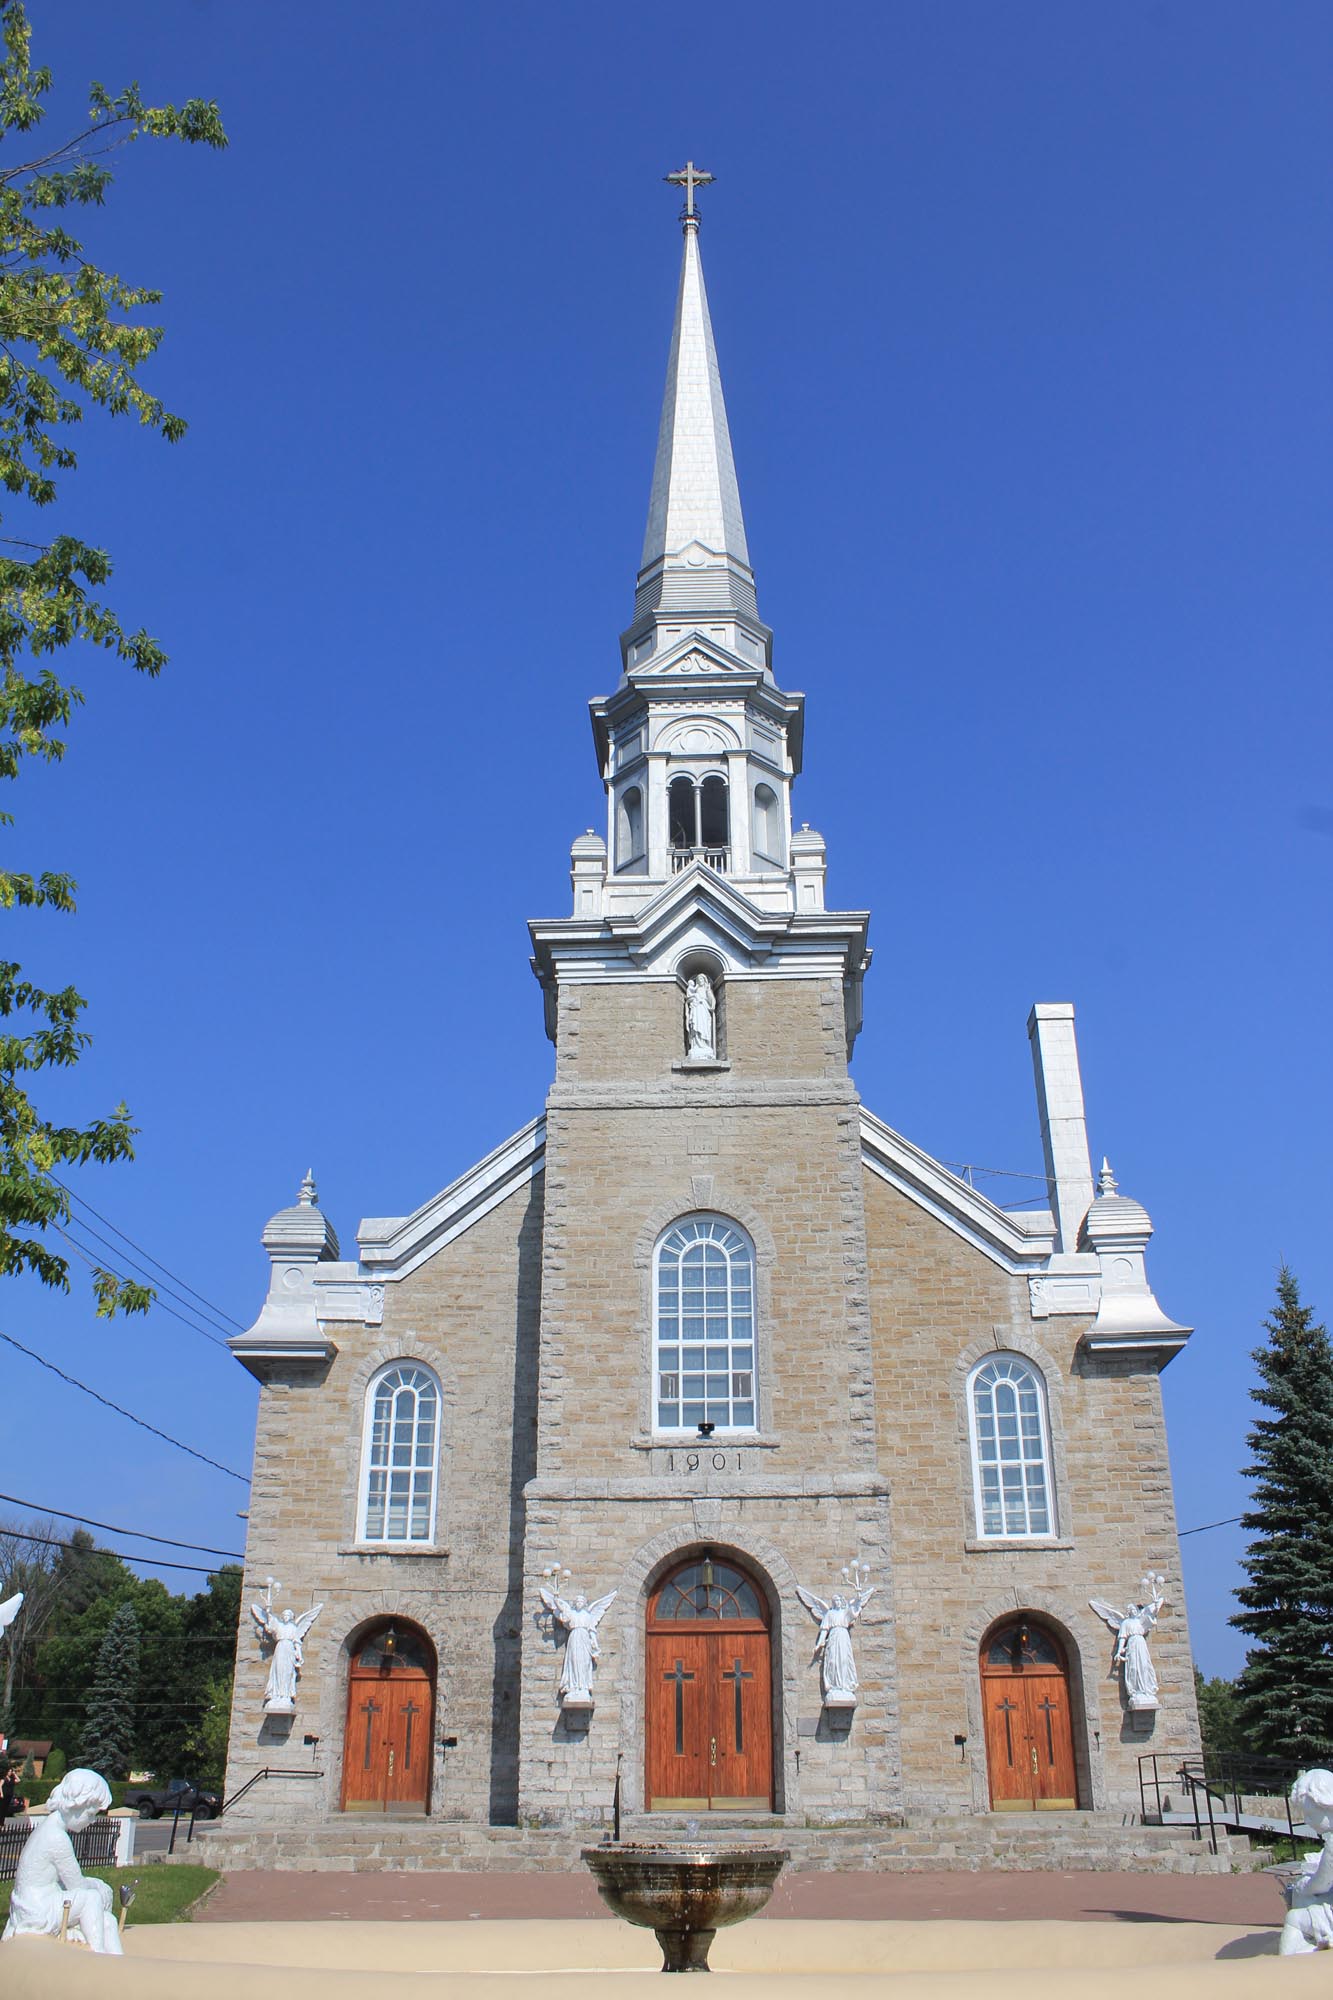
[[582, 1842, 790, 1969], [0, 1916, 1301, 1999]]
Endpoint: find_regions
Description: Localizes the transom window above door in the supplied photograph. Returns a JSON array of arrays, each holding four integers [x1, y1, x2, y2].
[[651, 1558, 767, 1623], [654, 1215, 756, 1433]]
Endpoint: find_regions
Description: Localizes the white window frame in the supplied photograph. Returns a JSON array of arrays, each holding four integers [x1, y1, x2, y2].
[[652, 1213, 758, 1436], [356, 1361, 442, 1545], [966, 1353, 1057, 1539]]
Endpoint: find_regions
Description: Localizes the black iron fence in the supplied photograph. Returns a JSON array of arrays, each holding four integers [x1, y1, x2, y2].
[[0, 1814, 121, 1881]]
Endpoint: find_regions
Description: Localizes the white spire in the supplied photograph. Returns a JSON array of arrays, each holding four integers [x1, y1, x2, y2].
[[635, 202, 758, 623]]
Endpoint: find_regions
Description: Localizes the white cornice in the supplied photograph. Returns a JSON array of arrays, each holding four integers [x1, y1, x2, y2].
[[859, 1107, 1057, 1274], [354, 1116, 546, 1282]]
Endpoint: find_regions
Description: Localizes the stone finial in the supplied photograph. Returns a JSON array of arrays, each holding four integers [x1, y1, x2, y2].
[[299, 1169, 318, 1208], [1097, 1157, 1119, 1197]]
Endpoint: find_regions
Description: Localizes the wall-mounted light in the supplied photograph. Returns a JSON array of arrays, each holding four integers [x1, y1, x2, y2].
[[697, 1420, 715, 1439], [383, 1627, 398, 1660]]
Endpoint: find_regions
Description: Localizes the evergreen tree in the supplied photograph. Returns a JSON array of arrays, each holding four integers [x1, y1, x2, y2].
[[1231, 1268, 1333, 1761], [79, 1600, 139, 1779]]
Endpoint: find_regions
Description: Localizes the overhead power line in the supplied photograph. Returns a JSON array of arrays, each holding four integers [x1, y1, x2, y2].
[[0, 1330, 249, 1484], [1179, 1515, 1244, 1538], [0, 1492, 243, 1560], [55, 1178, 245, 1333], [0, 1527, 234, 1577], [53, 1222, 231, 1353]]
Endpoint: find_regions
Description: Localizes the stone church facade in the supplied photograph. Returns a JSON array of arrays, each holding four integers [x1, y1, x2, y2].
[[224, 195, 1200, 1836]]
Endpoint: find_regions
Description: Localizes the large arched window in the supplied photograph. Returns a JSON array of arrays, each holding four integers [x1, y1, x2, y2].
[[654, 1215, 756, 1433], [358, 1362, 441, 1543], [617, 785, 644, 868], [967, 1355, 1055, 1538]]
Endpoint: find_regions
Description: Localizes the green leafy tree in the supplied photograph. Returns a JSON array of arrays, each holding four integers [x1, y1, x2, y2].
[[0, 1, 224, 1311], [79, 1597, 139, 1778], [1231, 1269, 1333, 1761], [42, 1743, 63, 1780], [1193, 1666, 1249, 1761]]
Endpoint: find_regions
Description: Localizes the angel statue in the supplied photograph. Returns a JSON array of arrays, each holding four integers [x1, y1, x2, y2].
[[1089, 1572, 1166, 1712], [796, 1570, 875, 1706], [1280, 1768, 1333, 1955], [538, 1580, 616, 1707], [250, 1597, 324, 1713], [0, 1591, 23, 1639]]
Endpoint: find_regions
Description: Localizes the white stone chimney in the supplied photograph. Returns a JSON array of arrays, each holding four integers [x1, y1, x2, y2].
[[1027, 1003, 1095, 1255]]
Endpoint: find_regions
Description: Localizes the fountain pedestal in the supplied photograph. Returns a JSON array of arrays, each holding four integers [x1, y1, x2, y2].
[[581, 1843, 789, 1973]]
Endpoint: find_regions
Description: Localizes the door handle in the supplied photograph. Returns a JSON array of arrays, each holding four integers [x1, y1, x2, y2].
[[388, 1747, 395, 1778], [1030, 1745, 1038, 1776], [710, 1736, 717, 1767]]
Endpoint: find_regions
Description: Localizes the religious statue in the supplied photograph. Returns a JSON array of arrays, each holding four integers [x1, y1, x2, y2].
[[1281, 1769, 1333, 1954], [1089, 1572, 1166, 1712], [796, 1564, 875, 1707], [2, 1768, 122, 1953], [538, 1579, 617, 1708], [250, 1585, 324, 1713], [683, 972, 717, 1061], [0, 1590, 23, 1637]]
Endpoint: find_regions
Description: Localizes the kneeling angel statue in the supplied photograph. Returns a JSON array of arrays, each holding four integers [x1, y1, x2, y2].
[[1281, 1769, 1333, 1955], [1089, 1572, 1165, 1712], [2, 1768, 122, 1953]]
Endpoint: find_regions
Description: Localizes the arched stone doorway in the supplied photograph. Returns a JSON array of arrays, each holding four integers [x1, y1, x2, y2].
[[645, 1554, 772, 1812], [341, 1619, 436, 1815], [980, 1615, 1079, 1811]]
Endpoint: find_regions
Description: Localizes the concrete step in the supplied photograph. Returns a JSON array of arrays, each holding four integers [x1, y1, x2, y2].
[[190, 1809, 1241, 1877]]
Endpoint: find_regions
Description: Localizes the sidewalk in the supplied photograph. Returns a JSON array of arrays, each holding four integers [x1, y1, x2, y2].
[[197, 1868, 1286, 1927]]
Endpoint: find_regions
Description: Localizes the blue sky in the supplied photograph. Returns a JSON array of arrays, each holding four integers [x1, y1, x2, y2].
[[4, 1, 1330, 1676]]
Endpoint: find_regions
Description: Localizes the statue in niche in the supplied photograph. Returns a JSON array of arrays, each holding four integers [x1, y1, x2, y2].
[[1089, 1571, 1166, 1711], [250, 1583, 324, 1713], [796, 1566, 875, 1706], [2, 1769, 123, 1952], [1281, 1769, 1333, 1954], [539, 1581, 617, 1707], [684, 971, 717, 1061]]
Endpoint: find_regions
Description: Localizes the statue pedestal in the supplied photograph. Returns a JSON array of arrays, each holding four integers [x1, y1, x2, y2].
[[823, 1691, 857, 1711], [264, 1699, 296, 1716], [561, 1694, 594, 1715]]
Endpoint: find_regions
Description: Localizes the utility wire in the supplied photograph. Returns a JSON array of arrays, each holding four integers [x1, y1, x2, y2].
[[54, 1224, 231, 1353], [0, 1492, 243, 1560], [1179, 1515, 1245, 1538], [55, 1178, 245, 1332], [0, 1528, 233, 1576], [58, 1212, 235, 1344], [0, 1330, 249, 1484]]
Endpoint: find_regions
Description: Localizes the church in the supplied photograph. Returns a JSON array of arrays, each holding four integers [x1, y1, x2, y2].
[[222, 175, 1200, 1846]]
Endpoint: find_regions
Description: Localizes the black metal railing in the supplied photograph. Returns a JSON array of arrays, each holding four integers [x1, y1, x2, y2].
[[0, 1815, 121, 1881], [1139, 1752, 1303, 1857], [213, 1767, 323, 1820]]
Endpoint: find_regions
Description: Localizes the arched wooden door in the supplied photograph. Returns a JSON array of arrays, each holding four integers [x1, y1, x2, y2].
[[646, 1556, 773, 1812], [341, 1621, 435, 1815], [981, 1617, 1079, 1812]]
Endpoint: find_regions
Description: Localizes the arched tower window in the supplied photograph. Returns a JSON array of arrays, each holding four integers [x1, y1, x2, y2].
[[358, 1362, 441, 1544], [617, 784, 644, 867], [654, 1215, 756, 1433], [967, 1355, 1055, 1538], [668, 774, 730, 868], [752, 782, 781, 863]]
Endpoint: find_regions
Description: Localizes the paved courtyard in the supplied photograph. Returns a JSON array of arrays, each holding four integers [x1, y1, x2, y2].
[[196, 1867, 1286, 1928]]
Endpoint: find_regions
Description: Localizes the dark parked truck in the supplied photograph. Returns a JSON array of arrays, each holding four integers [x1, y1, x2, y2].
[[131, 1777, 221, 1820]]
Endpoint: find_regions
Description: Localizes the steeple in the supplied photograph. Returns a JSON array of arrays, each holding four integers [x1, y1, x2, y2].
[[638, 208, 754, 615], [622, 170, 770, 670]]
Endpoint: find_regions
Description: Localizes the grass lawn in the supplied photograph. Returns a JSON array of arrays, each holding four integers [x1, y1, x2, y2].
[[0, 1864, 218, 1928]]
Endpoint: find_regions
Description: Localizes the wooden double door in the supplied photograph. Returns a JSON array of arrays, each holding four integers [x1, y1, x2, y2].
[[981, 1617, 1079, 1811], [646, 1557, 773, 1812], [341, 1623, 435, 1815]]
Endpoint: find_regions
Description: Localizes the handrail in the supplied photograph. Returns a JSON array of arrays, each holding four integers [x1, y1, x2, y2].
[[214, 1767, 324, 1820], [1138, 1751, 1301, 1857]]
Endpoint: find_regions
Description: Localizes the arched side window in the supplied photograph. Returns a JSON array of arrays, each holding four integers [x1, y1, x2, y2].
[[668, 774, 730, 868], [358, 1362, 441, 1544], [654, 1215, 756, 1433], [752, 782, 781, 864], [617, 784, 644, 867], [967, 1355, 1055, 1538]]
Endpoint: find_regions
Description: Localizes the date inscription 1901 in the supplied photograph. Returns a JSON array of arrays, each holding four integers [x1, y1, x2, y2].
[[667, 1450, 743, 1474]]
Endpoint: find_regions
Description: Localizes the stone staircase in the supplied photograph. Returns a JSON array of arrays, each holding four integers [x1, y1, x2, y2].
[[189, 1810, 1251, 1876]]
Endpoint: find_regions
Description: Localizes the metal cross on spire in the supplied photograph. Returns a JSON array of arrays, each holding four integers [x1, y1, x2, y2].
[[664, 160, 715, 225]]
